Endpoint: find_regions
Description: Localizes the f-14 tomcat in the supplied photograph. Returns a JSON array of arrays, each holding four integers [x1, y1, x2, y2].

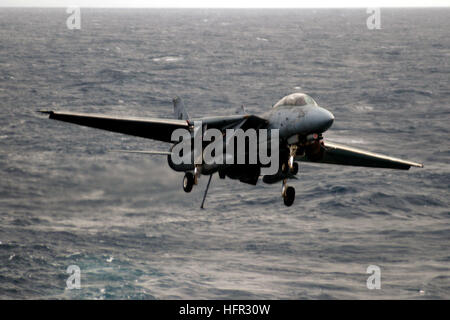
[[39, 93, 423, 207]]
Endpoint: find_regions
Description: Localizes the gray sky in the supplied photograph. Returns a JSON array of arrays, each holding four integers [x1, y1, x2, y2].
[[1, 0, 450, 7]]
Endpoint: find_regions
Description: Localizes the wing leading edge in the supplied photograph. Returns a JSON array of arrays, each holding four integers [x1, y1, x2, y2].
[[296, 140, 423, 170], [39, 111, 190, 143]]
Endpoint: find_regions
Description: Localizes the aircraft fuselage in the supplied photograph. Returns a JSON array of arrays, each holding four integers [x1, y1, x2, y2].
[[263, 94, 334, 141]]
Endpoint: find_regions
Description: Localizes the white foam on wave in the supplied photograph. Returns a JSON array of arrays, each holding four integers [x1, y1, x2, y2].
[[350, 105, 374, 112], [152, 56, 183, 63], [79, 189, 105, 200]]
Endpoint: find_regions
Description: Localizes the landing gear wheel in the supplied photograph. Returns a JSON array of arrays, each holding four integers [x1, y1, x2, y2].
[[183, 172, 194, 193], [283, 186, 295, 207]]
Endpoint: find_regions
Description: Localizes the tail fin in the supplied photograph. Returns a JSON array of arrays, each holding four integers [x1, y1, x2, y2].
[[235, 105, 246, 114], [173, 96, 190, 120]]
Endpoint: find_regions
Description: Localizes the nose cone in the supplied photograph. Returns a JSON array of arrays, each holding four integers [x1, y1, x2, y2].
[[307, 107, 334, 133]]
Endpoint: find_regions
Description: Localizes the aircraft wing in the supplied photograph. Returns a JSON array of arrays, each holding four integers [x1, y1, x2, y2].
[[296, 140, 423, 170], [39, 111, 268, 143], [39, 111, 189, 143]]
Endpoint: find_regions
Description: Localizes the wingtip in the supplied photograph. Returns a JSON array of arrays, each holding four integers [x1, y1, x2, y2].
[[410, 162, 424, 169], [37, 110, 53, 115]]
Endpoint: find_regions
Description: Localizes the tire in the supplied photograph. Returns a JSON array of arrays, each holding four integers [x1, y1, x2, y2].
[[283, 186, 295, 206], [183, 172, 194, 193]]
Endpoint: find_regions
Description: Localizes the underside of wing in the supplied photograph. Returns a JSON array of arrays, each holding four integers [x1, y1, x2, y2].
[[39, 111, 189, 143], [296, 140, 423, 170]]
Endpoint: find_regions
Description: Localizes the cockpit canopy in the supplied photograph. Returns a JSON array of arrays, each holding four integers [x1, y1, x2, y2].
[[273, 93, 318, 108]]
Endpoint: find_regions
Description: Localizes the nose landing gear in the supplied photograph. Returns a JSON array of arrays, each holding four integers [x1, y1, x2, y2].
[[282, 178, 295, 206], [282, 144, 299, 175], [290, 162, 299, 175], [280, 144, 300, 206]]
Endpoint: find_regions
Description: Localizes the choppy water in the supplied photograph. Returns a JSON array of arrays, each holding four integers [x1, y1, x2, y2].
[[0, 8, 449, 299]]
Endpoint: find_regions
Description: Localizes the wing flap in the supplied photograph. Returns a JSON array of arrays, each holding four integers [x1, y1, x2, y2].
[[296, 140, 423, 170]]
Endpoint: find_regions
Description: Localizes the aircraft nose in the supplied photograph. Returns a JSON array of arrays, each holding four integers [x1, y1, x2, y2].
[[307, 107, 334, 133]]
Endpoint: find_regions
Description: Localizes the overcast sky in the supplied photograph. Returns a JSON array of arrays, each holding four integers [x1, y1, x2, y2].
[[1, 0, 449, 7]]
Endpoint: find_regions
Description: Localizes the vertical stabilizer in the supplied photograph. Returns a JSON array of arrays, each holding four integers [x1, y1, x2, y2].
[[235, 105, 246, 114], [173, 96, 190, 120]]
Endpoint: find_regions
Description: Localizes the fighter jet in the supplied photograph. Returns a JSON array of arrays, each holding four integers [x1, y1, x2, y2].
[[39, 93, 423, 207]]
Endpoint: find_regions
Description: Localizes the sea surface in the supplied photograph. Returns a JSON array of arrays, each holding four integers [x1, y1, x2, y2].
[[0, 8, 449, 299]]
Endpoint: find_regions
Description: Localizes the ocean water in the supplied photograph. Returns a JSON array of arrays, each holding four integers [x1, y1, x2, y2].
[[0, 8, 449, 299]]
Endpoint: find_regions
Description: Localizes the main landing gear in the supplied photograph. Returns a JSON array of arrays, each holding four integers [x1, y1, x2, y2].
[[183, 167, 213, 209], [183, 165, 201, 193], [183, 172, 194, 192], [281, 144, 299, 206]]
